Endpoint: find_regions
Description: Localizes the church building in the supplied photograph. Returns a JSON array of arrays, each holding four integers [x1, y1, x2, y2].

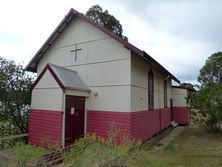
[[25, 8, 190, 148]]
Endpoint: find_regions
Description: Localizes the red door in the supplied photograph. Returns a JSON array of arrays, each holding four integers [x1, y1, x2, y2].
[[65, 95, 85, 145]]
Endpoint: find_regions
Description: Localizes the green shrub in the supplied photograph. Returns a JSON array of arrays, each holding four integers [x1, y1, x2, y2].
[[64, 133, 150, 167], [0, 121, 20, 149], [187, 84, 222, 132], [11, 142, 47, 167]]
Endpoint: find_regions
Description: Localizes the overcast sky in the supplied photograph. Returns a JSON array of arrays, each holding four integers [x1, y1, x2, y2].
[[0, 0, 221, 84]]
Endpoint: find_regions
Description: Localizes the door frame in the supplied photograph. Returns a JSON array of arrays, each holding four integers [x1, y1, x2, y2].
[[61, 92, 88, 148]]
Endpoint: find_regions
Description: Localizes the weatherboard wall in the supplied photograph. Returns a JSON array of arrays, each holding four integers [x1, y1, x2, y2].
[[36, 17, 131, 112], [31, 70, 63, 111], [172, 87, 187, 107], [171, 87, 190, 125], [37, 18, 130, 73], [29, 69, 63, 147], [173, 107, 190, 125], [28, 109, 62, 147], [130, 55, 173, 111], [87, 108, 171, 142]]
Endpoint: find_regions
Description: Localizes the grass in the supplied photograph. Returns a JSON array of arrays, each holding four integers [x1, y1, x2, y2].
[[1, 126, 222, 167], [0, 142, 49, 167], [148, 127, 222, 167], [0, 156, 11, 167], [142, 126, 175, 150], [0, 148, 13, 167]]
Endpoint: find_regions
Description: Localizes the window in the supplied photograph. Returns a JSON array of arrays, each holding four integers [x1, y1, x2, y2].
[[163, 80, 167, 108], [148, 70, 154, 110]]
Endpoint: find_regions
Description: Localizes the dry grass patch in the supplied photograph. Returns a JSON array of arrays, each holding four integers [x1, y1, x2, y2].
[[148, 127, 222, 167]]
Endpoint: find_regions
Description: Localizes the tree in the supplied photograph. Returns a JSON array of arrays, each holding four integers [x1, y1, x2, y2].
[[86, 5, 128, 40], [187, 83, 222, 132], [198, 52, 222, 86], [179, 82, 196, 91], [187, 51, 222, 132], [0, 57, 33, 133]]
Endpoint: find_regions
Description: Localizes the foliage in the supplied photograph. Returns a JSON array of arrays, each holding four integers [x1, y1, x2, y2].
[[65, 123, 150, 167], [179, 82, 196, 91], [187, 83, 222, 132], [0, 57, 33, 133], [108, 121, 131, 145], [187, 51, 222, 132], [86, 5, 128, 40], [65, 134, 149, 167], [0, 121, 20, 149], [11, 142, 46, 167], [198, 51, 222, 86]]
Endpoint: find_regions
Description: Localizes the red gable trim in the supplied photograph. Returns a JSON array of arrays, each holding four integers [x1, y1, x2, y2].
[[31, 64, 65, 91], [25, 8, 180, 83]]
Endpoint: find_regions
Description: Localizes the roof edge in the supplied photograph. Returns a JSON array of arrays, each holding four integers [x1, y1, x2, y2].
[[172, 85, 196, 92], [31, 64, 65, 91], [25, 9, 76, 72], [25, 8, 180, 84], [143, 51, 180, 84]]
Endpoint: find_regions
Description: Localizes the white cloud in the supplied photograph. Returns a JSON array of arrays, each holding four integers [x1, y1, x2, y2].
[[0, 0, 221, 83], [0, 40, 31, 65]]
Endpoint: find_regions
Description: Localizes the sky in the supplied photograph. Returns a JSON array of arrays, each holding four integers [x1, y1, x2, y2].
[[0, 0, 221, 84]]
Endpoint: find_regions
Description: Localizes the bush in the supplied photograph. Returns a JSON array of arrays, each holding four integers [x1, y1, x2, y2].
[[187, 83, 222, 132], [64, 133, 150, 167], [188, 51, 222, 132], [0, 121, 20, 149], [0, 57, 33, 134], [11, 142, 47, 167]]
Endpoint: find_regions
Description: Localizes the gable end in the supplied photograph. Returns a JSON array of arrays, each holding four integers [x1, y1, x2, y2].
[[31, 64, 65, 91]]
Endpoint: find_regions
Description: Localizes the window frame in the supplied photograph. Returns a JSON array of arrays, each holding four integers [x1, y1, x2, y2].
[[163, 80, 167, 108], [148, 70, 154, 110]]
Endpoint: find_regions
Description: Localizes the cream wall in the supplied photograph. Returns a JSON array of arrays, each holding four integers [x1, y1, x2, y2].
[[31, 70, 63, 111], [172, 88, 187, 107], [130, 55, 172, 111], [36, 17, 131, 112], [86, 86, 131, 111], [33, 17, 179, 112], [37, 18, 130, 75], [34, 70, 59, 89]]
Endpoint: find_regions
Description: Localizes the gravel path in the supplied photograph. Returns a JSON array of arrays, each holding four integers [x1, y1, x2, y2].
[[0, 149, 16, 160]]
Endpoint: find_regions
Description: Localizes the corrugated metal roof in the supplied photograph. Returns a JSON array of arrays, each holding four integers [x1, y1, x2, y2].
[[49, 64, 90, 92]]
